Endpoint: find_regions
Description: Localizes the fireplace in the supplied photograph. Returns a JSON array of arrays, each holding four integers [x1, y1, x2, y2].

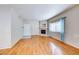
[[41, 30, 46, 34]]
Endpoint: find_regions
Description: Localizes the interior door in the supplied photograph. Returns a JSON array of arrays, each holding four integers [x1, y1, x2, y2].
[[24, 24, 31, 38]]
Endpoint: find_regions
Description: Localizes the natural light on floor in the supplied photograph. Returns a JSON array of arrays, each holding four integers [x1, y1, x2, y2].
[[49, 42, 63, 55]]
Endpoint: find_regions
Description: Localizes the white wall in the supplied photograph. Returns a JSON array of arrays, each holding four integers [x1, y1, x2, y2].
[[48, 5, 79, 48], [11, 9, 23, 46], [0, 6, 11, 49], [24, 20, 39, 36], [0, 5, 39, 49], [31, 21, 39, 35], [0, 6, 23, 49]]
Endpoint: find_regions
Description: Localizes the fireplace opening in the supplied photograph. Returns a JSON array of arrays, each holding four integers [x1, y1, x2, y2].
[[41, 30, 46, 34]]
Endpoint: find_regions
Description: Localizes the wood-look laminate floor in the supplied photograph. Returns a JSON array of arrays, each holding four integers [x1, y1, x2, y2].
[[0, 35, 79, 55]]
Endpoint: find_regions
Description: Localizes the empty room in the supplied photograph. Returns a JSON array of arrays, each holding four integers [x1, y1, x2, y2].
[[0, 4, 79, 55]]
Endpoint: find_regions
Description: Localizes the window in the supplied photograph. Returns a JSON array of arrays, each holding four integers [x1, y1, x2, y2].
[[49, 19, 64, 33], [48, 18, 65, 41]]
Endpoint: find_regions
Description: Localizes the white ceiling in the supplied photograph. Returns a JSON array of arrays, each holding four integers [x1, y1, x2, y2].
[[12, 4, 74, 21]]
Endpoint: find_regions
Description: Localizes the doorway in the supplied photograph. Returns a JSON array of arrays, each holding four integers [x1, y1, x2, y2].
[[23, 24, 31, 38]]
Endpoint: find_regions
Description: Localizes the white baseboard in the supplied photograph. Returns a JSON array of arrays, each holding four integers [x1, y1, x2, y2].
[[49, 36, 79, 49], [10, 38, 22, 48], [23, 36, 31, 38]]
